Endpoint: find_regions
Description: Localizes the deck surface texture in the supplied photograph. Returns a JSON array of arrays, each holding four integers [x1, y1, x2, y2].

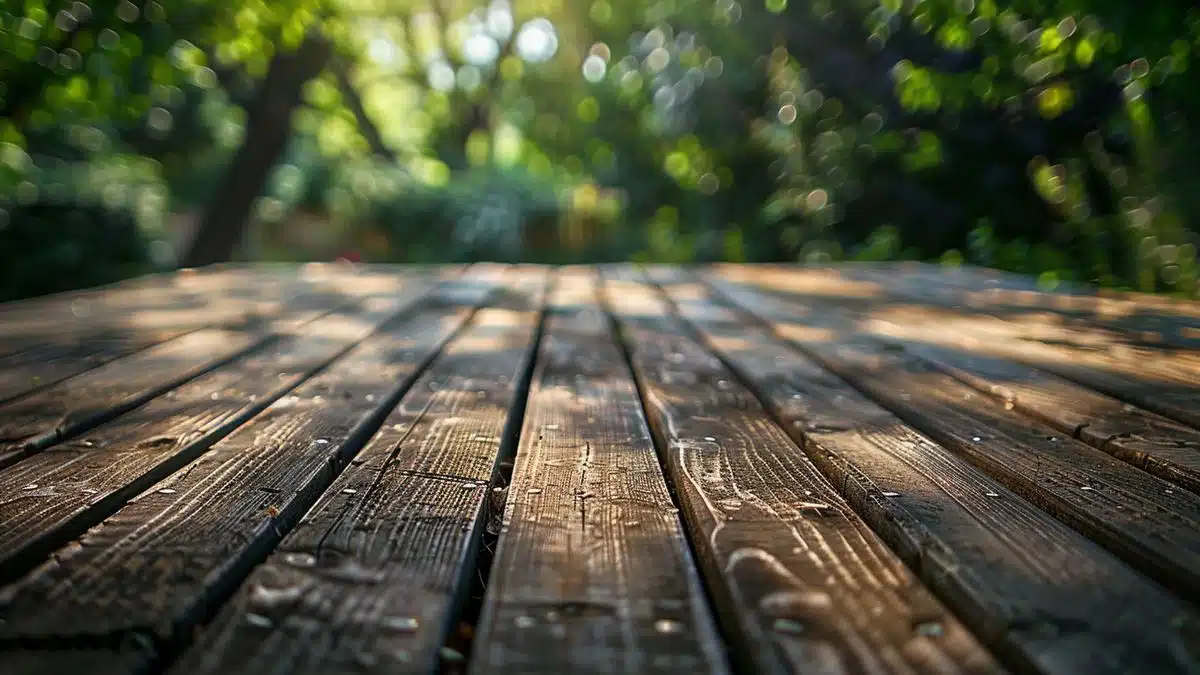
[[0, 262, 1197, 675]]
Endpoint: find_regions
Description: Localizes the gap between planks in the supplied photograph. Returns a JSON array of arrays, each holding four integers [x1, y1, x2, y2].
[[157, 266, 549, 675], [0, 267, 451, 471], [599, 265, 1004, 675], [0, 265, 509, 673], [0, 267, 492, 584], [647, 266, 1200, 675], [468, 267, 729, 675], [702, 266, 1200, 603]]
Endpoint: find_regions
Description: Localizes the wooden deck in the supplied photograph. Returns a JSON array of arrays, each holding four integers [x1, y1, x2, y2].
[[0, 262, 1197, 675]]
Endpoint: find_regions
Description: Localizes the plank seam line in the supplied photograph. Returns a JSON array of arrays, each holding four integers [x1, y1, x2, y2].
[[124, 276, 477, 675], [0, 282, 457, 584], [677, 270, 1043, 673], [698, 270, 1200, 608], [0, 274, 333, 407], [433, 269, 551, 675], [0, 280, 406, 471], [0, 276, 468, 666], [596, 267, 740, 675]]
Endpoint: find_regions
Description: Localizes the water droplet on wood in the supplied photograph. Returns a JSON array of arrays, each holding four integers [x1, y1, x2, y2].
[[245, 613, 273, 629], [773, 618, 805, 634], [985, 491, 1000, 498], [654, 619, 683, 634], [1080, 486, 1094, 491], [283, 552, 316, 567], [22, 484, 37, 490], [462, 482, 478, 490], [250, 583, 305, 607], [881, 491, 900, 497], [527, 488, 543, 494], [704, 436, 716, 441], [381, 616, 419, 632], [316, 439, 329, 445], [342, 488, 357, 495], [916, 621, 944, 637], [972, 436, 982, 442], [158, 488, 176, 494]]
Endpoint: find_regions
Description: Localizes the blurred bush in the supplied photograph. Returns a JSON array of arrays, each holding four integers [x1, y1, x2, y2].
[[0, 200, 151, 302]]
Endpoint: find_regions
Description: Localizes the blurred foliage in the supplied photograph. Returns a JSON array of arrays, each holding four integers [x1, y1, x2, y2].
[[1, 0, 1200, 297]]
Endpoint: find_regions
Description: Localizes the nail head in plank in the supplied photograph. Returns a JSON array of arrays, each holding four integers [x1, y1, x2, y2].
[[601, 267, 1004, 675]]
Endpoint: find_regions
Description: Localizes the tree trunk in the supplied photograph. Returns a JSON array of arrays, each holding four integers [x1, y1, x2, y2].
[[180, 33, 332, 268], [331, 57, 397, 161]]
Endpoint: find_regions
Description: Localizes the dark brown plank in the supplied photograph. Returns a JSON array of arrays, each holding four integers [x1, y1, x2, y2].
[[840, 262, 1200, 351], [726, 265, 1200, 429], [755, 265, 1200, 495], [0, 270, 486, 584], [0, 268, 507, 674], [654, 270, 1200, 675], [162, 267, 547, 675], [0, 264, 451, 404], [706, 267, 1200, 602], [468, 268, 727, 674], [0, 269, 444, 470], [838, 265, 1200, 421], [600, 266, 1003, 675], [875, 331, 1200, 496], [0, 269, 291, 402]]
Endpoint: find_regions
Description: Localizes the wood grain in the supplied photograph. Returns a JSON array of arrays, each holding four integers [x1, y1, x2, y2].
[[836, 262, 1200, 351], [162, 267, 547, 675], [0, 272, 497, 671], [0, 265, 454, 403], [706, 269, 1200, 602], [0, 270, 441, 470], [657, 270, 1200, 675], [601, 266, 1003, 675], [878, 335, 1200, 496], [469, 268, 728, 675], [0, 273, 473, 584], [830, 264, 1200, 426]]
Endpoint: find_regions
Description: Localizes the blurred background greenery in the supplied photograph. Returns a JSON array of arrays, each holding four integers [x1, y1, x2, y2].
[[1, 0, 1198, 300]]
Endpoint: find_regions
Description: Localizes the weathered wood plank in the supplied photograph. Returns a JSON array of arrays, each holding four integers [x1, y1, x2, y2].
[[0, 270, 506, 673], [160, 267, 548, 675], [706, 267, 1200, 602], [0, 270, 444, 470], [0, 270, 291, 402], [655, 270, 1200, 675], [838, 262, 1200, 351], [824, 264, 1200, 425], [866, 325, 1200, 496], [468, 268, 728, 675], [0, 264, 449, 404], [0, 271, 485, 584], [600, 266, 1003, 675]]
